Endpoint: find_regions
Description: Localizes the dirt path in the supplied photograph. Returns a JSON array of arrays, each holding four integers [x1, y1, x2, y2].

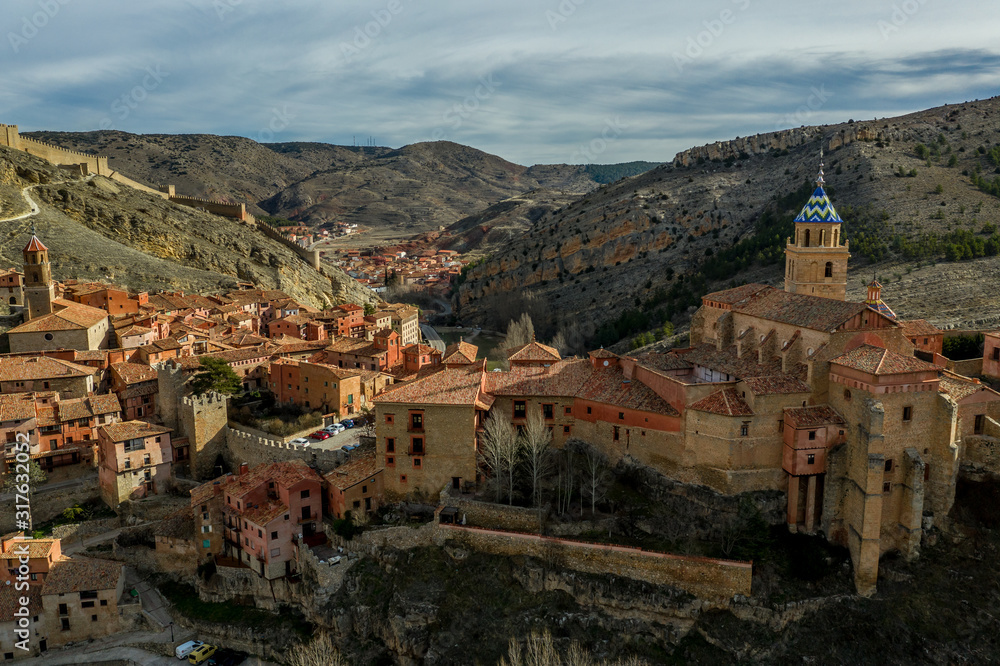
[[0, 184, 41, 223]]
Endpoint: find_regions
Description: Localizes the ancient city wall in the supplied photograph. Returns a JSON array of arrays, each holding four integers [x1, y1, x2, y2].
[[257, 219, 322, 270], [438, 486, 543, 532], [224, 426, 344, 473], [168, 195, 249, 220]]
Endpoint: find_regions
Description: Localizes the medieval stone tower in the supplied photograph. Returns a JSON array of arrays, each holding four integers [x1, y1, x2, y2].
[[22, 229, 54, 320], [784, 158, 850, 300], [156, 361, 230, 480]]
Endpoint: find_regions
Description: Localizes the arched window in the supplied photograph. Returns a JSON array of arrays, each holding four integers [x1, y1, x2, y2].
[[7, 297, 14, 305], [804, 229, 811, 247], [825, 262, 833, 278]]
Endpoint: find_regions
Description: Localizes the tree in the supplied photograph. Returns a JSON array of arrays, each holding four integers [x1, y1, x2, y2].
[[3, 459, 47, 496], [499, 312, 535, 369], [189, 356, 241, 396], [479, 410, 521, 504], [363, 302, 376, 316], [286, 632, 346, 666], [570, 440, 610, 518], [521, 411, 554, 513], [358, 405, 375, 437]]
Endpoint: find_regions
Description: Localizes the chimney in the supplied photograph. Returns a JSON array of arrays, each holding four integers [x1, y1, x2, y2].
[[239, 462, 249, 476]]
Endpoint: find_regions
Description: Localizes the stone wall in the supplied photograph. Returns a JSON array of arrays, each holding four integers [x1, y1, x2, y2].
[[257, 220, 321, 270], [439, 524, 752, 601], [168, 195, 249, 220], [438, 486, 543, 532], [0, 476, 101, 533], [224, 426, 345, 473]]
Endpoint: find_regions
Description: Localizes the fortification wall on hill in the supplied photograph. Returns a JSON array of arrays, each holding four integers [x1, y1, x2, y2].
[[168, 195, 249, 220], [257, 219, 322, 270]]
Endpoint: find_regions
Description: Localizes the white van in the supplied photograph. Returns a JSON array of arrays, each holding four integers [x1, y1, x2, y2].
[[175, 640, 204, 659]]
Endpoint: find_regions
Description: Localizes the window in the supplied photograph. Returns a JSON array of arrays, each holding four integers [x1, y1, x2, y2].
[[410, 412, 423, 430], [883, 482, 891, 493], [824, 262, 833, 278], [82, 601, 94, 609], [201, 525, 212, 533], [413, 457, 422, 468], [300, 489, 310, 499], [400, 474, 407, 484], [386, 456, 395, 467], [513, 401, 526, 419], [61, 618, 70, 631], [386, 437, 395, 453], [613, 426, 619, 441], [564, 406, 572, 415], [740, 423, 749, 437], [777, 420, 784, 433], [808, 431, 816, 441], [270, 548, 280, 557], [542, 404, 554, 420], [586, 406, 592, 415], [618, 412, 625, 420], [993, 348, 1000, 361], [271, 531, 278, 540], [902, 406, 912, 422], [975, 414, 986, 434], [563, 425, 570, 434], [123, 438, 145, 453], [411, 437, 424, 454], [100, 599, 107, 606], [58, 603, 68, 616], [885, 459, 893, 472], [385, 414, 394, 425], [807, 454, 815, 465]]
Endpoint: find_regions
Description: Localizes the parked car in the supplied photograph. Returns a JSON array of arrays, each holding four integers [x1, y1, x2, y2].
[[342, 444, 356, 452], [322, 423, 341, 433], [188, 644, 218, 664], [289, 438, 309, 446], [310, 431, 332, 440], [175, 640, 204, 660], [341, 419, 355, 428], [330, 423, 346, 433]]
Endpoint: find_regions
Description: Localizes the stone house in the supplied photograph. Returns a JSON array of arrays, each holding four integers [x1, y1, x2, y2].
[[7, 301, 111, 354], [109, 362, 159, 422], [0, 268, 23, 310], [324, 451, 383, 519], [0, 356, 96, 399], [96, 421, 174, 508], [38, 557, 125, 648], [0, 535, 62, 587], [31, 392, 122, 470], [267, 359, 363, 417], [901, 318, 944, 357]]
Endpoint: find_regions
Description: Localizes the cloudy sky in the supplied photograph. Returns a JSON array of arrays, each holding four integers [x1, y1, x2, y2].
[[4, 0, 1000, 165]]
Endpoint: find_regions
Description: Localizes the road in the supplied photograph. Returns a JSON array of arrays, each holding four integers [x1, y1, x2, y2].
[[421, 324, 446, 352]]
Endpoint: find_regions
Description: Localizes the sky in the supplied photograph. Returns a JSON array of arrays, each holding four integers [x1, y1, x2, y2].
[[4, 0, 1000, 166]]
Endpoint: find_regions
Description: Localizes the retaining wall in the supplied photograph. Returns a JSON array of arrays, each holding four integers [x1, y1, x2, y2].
[[224, 425, 345, 473], [438, 486, 543, 532]]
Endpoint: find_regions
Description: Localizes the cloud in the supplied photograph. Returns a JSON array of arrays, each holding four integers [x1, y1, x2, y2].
[[4, 0, 999, 165]]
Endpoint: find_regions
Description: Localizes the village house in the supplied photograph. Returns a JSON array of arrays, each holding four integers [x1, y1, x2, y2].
[[0, 355, 96, 399], [97, 421, 174, 508], [109, 362, 159, 422], [0, 535, 62, 587], [0, 268, 23, 309], [324, 450, 383, 519], [38, 556, 125, 648], [267, 359, 363, 416], [30, 392, 122, 470]]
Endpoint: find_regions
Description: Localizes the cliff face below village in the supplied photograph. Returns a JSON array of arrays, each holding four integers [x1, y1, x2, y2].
[[0, 146, 373, 308], [457, 97, 1000, 340]]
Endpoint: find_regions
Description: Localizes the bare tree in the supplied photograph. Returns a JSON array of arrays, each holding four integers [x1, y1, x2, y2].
[[479, 410, 522, 504], [571, 440, 611, 518], [286, 632, 346, 666], [555, 446, 577, 516], [521, 410, 554, 513], [499, 629, 647, 666]]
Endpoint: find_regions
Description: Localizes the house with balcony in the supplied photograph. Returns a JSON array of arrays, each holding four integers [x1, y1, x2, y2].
[[96, 421, 173, 508]]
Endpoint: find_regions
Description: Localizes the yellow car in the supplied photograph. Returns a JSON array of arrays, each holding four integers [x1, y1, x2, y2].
[[188, 644, 218, 664]]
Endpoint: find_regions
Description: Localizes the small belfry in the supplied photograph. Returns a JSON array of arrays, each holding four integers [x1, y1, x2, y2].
[[784, 151, 851, 300], [22, 222, 55, 320]]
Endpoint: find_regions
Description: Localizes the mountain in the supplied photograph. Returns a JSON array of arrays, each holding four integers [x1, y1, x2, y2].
[[23, 131, 661, 235], [0, 145, 374, 309], [455, 97, 1000, 346]]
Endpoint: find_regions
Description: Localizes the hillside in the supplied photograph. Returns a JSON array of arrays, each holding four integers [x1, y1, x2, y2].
[[0, 145, 374, 309], [24, 131, 661, 236], [456, 97, 1000, 345]]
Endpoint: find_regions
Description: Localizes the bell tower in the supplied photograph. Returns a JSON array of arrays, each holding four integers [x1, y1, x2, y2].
[[784, 153, 851, 300], [23, 224, 54, 320]]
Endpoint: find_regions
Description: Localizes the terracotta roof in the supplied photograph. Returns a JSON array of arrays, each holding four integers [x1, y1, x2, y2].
[[829, 344, 940, 376], [938, 373, 993, 403], [403, 344, 438, 356], [576, 366, 680, 416], [784, 405, 846, 428], [0, 536, 57, 560], [41, 558, 122, 595], [325, 337, 381, 355], [99, 420, 172, 442], [900, 319, 942, 338], [689, 388, 754, 416], [741, 375, 811, 395], [23, 235, 48, 252], [0, 356, 96, 382], [485, 359, 595, 398], [731, 287, 875, 332], [56, 394, 121, 421], [375, 363, 489, 407], [111, 362, 158, 385], [679, 343, 784, 380], [0, 393, 35, 422], [442, 340, 478, 365], [243, 501, 287, 527], [204, 459, 322, 503], [217, 332, 270, 348], [508, 340, 561, 362], [0, 584, 41, 620], [701, 283, 770, 305], [324, 451, 381, 491], [634, 353, 693, 373], [190, 479, 224, 507], [8, 304, 108, 333], [588, 348, 618, 359], [153, 509, 194, 540]]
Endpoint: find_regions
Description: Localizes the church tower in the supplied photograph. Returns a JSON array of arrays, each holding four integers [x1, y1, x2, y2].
[[23, 226, 54, 320], [784, 155, 850, 300]]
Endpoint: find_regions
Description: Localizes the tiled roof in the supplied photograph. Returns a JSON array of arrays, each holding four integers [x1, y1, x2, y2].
[[679, 343, 784, 379], [0, 584, 41, 620], [100, 420, 172, 442], [190, 479, 224, 507], [403, 344, 438, 356], [900, 319, 942, 338], [741, 375, 811, 395], [375, 363, 488, 406], [783, 405, 845, 428], [9, 304, 108, 333], [0, 356, 95, 382], [485, 359, 594, 398], [211, 460, 323, 503], [325, 337, 380, 355], [701, 283, 770, 305], [123, 383, 158, 399], [0, 393, 35, 422], [731, 287, 873, 332], [88, 393, 122, 415], [829, 344, 940, 376], [111, 362, 158, 385], [442, 340, 478, 364], [794, 186, 843, 223], [243, 501, 287, 527], [324, 451, 381, 491], [633, 353, 693, 373], [689, 388, 754, 416], [588, 348, 618, 359], [152, 509, 194, 539], [938, 373, 992, 403], [41, 558, 122, 595], [24, 235, 48, 252], [0, 536, 57, 560], [508, 340, 561, 362], [217, 332, 270, 348], [576, 366, 680, 416]]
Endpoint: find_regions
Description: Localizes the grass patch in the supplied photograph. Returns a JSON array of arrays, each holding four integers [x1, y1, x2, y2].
[[158, 581, 312, 639], [32, 500, 116, 537]]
